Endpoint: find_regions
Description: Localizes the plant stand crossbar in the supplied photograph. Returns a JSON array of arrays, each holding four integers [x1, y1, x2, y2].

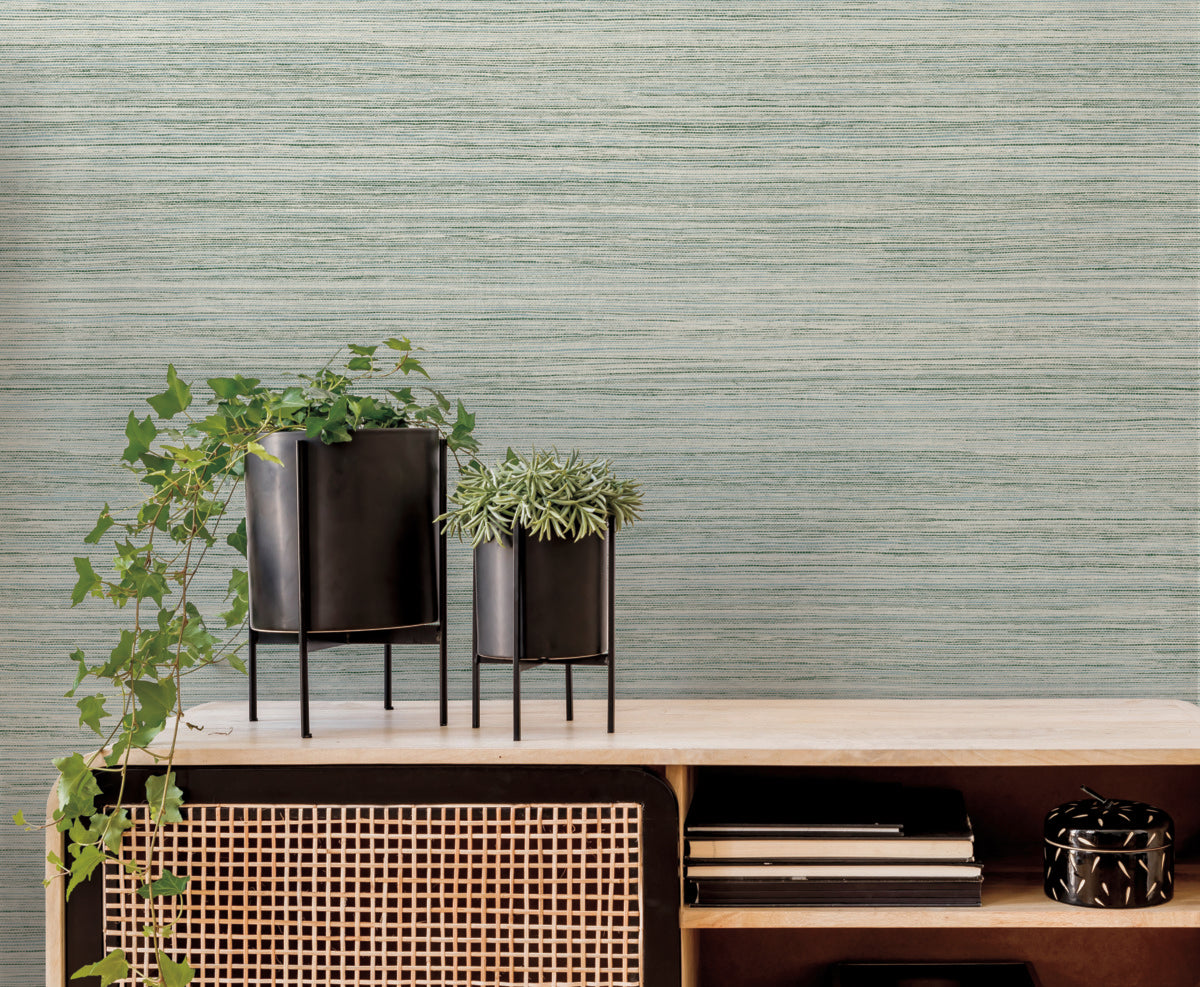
[[471, 521, 616, 742], [247, 438, 449, 738]]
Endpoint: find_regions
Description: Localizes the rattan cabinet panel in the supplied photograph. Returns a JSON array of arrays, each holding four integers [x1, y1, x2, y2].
[[66, 766, 680, 987]]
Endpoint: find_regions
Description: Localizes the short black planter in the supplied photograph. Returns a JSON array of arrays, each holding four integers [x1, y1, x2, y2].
[[244, 427, 447, 737], [472, 523, 615, 741]]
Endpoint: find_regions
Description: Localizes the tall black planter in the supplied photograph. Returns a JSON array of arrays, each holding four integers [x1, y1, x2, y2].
[[244, 428, 447, 737], [472, 523, 615, 741]]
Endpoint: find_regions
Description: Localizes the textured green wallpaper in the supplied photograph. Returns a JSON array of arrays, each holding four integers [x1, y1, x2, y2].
[[1, 1, 1196, 979]]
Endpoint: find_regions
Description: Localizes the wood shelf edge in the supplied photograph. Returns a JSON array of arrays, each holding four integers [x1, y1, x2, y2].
[[122, 700, 1200, 770]]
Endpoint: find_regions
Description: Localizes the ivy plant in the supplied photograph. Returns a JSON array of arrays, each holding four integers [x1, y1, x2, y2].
[[21, 339, 476, 987], [440, 448, 643, 547]]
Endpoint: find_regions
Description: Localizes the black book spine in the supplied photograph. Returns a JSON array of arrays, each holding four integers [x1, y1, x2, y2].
[[686, 877, 983, 907]]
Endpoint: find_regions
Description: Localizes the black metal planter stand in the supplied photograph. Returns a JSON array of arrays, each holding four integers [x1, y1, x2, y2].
[[247, 437, 449, 738], [472, 521, 616, 742]]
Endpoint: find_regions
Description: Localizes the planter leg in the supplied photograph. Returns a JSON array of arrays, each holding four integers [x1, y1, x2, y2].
[[472, 624, 482, 734], [607, 525, 615, 734], [472, 655, 480, 728], [513, 657, 521, 742], [512, 522, 524, 742], [384, 644, 393, 710], [438, 438, 449, 727], [248, 630, 258, 722], [565, 665, 574, 721], [471, 566, 481, 728], [607, 655, 614, 734], [296, 439, 313, 739], [438, 629, 448, 727], [299, 634, 312, 740]]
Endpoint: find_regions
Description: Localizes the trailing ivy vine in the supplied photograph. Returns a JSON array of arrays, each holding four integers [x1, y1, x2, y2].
[[19, 339, 476, 987]]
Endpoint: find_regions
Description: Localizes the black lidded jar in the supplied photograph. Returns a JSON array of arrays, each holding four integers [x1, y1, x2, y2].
[[1043, 791, 1173, 908]]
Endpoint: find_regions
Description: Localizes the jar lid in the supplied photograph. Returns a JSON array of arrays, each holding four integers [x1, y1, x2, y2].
[[1044, 789, 1173, 852]]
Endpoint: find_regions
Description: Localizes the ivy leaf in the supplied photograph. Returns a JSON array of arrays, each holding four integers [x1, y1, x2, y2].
[[53, 753, 102, 823], [180, 616, 219, 655], [398, 354, 430, 379], [227, 654, 247, 674], [98, 807, 132, 854], [124, 709, 165, 750], [346, 356, 373, 371], [70, 948, 129, 986], [137, 453, 175, 492], [226, 518, 247, 557], [145, 771, 185, 825], [274, 386, 307, 415], [102, 742, 126, 770], [133, 679, 177, 732], [206, 376, 241, 400], [246, 441, 282, 467], [352, 395, 379, 422], [137, 868, 190, 901], [66, 842, 105, 899], [192, 411, 232, 439], [128, 565, 169, 608], [157, 951, 196, 987], [221, 569, 249, 628], [98, 631, 135, 678], [69, 814, 97, 848], [452, 400, 476, 436], [122, 412, 157, 463], [83, 505, 115, 545], [348, 343, 378, 356], [146, 364, 193, 420], [220, 595, 247, 629], [76, 694, 109, 736], [384, 337, 412, 352], [419, 404, 445, 426], [65, 649, 89, 698], [227, 567, 249, 597], [13, 810, 25, 827], [70, 557, 102, 607], [206, 375, 260, 400], [325, 395, 349, 428]]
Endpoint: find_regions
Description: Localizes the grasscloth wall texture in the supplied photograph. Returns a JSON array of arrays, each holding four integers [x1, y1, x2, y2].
[[1, 1, 1196, 977]]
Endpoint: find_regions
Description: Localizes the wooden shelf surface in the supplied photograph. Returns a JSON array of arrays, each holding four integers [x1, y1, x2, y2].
[[680, 866, 1200, 930], [138, 697, 1200, 767]]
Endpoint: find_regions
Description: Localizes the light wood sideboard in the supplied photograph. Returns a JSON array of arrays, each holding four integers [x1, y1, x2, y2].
[[47, 697, 1200, 987]]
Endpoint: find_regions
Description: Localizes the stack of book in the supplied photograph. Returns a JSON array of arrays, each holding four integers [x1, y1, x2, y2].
[[684, 778, 982, 906]]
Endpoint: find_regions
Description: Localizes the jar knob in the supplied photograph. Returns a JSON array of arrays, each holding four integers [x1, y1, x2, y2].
[[1081, 785, 1115, 809]]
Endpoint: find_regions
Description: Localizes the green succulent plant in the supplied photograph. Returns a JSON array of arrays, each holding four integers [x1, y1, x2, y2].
[[441, 448, 644, 546]]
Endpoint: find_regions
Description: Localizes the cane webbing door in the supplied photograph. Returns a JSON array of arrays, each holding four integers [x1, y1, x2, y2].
[[67, 766, 680, 987]]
